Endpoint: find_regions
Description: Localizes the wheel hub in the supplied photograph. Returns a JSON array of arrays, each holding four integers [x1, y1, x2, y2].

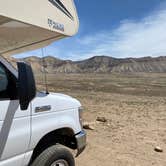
[[51, 159, 69, 166]]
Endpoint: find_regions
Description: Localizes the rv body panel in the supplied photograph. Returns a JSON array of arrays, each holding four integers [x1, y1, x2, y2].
[[0, 0, 79, 57]]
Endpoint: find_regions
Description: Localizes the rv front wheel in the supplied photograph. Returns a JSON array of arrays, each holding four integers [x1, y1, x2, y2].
[[30, 144, 75, 166]]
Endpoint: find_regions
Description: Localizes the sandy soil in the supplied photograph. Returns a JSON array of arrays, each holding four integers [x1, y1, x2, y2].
[[36, 73, 166, 166], [76, 92, 166, 166]]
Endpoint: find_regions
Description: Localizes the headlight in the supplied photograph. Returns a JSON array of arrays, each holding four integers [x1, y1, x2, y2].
[[78, 106, 84, 129]]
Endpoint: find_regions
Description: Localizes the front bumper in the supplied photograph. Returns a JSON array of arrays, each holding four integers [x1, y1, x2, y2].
[[75, 130, 87, 157]]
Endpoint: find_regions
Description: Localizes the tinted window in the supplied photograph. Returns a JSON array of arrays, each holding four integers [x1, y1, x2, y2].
[[0, 63, 18, 100], [0, 64, 8, 98]]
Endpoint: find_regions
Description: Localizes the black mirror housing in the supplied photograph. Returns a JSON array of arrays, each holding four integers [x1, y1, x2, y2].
[[17, 62, 36, 110]]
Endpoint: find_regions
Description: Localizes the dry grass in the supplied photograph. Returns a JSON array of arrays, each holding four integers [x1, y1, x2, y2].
[[35, 73, 166, 166]]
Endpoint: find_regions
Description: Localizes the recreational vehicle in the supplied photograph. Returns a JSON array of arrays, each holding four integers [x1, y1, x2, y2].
[[0, 0, 86, 166]]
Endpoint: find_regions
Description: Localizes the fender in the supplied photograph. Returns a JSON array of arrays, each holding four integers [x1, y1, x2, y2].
[[29, 108, 81, 150]]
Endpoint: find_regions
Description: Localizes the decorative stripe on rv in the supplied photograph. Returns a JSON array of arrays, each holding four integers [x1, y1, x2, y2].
[[48, 0, 74, 20]]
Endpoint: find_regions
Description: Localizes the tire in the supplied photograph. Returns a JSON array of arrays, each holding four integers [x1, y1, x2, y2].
[[30, 144, 75, 166]]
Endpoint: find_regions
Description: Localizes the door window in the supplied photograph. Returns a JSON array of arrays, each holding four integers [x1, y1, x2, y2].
[[0, 64, 8, 98], [0, 63, 18, 100]]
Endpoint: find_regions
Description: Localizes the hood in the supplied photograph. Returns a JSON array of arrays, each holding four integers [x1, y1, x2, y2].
[[32, 92, 81, 112]]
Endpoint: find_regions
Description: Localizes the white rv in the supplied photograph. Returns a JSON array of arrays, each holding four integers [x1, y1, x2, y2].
[[0, 1, 86, 166]]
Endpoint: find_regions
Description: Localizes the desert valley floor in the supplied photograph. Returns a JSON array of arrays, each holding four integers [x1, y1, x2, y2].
[[36, 73, 166, 166]]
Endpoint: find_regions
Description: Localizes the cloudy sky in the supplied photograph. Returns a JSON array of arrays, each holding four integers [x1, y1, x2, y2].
[[15, 0, 166, 60]]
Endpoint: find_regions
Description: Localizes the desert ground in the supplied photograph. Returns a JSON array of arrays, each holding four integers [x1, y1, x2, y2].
[[36, 73, 166, 166]]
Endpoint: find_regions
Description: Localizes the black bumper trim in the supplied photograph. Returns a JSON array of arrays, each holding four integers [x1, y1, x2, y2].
[[75, 130, 87, 157]]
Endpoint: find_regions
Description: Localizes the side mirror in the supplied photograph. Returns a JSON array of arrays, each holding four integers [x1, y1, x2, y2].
[[17, 62, 36, 110]]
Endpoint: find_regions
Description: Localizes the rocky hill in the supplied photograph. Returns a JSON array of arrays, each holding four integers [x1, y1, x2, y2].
[[21, 56, 166, 73]]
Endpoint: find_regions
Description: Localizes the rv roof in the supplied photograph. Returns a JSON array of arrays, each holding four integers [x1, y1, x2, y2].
[[0, 0, 79, 57]]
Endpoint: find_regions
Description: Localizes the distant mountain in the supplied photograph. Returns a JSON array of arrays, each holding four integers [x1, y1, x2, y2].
[[22, 56, 166, 73]]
